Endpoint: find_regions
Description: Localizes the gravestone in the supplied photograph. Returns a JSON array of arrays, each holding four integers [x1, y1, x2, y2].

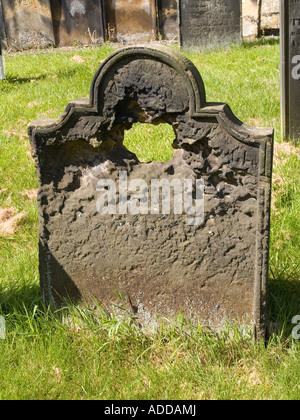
[[29, 45, 273, 337], [179, 0, 242, 50], [104, 0, 157, 43], [50, 0, 105, 46], [1, 0, 54, 50], [157, 0, 179, 41], [280, 0, 300, 143], [0, 0, 6, 48]]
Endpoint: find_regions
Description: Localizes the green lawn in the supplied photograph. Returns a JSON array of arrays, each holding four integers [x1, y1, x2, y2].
[[0, 39, 299, 400]]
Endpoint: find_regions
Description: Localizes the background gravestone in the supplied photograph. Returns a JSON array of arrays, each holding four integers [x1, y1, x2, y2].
[[103, 0, 157, 43], [1, 0, 54, 50], [179, 0, 242, 50], [280, 0, 300, 143], [157, 0, 179, 41], [29, 46, 273, 337], [50, 0, 105, 46], [0, 0, 6, 48]]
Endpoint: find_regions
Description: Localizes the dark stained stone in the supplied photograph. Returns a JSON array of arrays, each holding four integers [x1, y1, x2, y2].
[[29, 45, 273, 337], [179, 0, 242, 51]]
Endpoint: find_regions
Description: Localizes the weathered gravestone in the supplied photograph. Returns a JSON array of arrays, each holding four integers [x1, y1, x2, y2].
[[1, 0, 54, 50], [179, 0, 242, 51], [280, 0, 300, 143], [157, 0, 179, 41], [104, 0, 157, 43], [50, 0, 105, 47], [28, 46, 273, 337], [0, 0, 6, 47]]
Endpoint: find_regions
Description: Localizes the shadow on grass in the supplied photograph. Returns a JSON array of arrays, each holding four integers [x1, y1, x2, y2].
[[1, 67, 81, 94], [268, 270, 300, 337], [242, 37, 280, 49], [3, 73, 48, 85], [0, 283, 41, 315]]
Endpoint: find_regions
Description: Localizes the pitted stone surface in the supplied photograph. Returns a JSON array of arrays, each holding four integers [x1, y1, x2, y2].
[[179, 0, 242, 50], [29, 45, 273, 336]]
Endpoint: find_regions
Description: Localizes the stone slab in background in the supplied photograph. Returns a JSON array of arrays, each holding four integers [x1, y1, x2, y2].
[[157, 0, 179, 41], [242, 0, 259, 38], [50, 0, 105, 46], [1, 0, 54, 50], [0, 0, 6, 49], [179, 0, 242, 50], [103, 0, 157, 43], [29, 45, 273, 337]]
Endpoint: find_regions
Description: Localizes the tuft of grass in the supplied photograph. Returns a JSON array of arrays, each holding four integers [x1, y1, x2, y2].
[[0, 303, 299, 400], [124, 122, 176, 162], [0, 40, 299, 400]]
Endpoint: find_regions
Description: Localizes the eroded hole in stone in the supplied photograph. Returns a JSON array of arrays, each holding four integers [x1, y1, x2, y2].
[[123, 122, 176, 163]]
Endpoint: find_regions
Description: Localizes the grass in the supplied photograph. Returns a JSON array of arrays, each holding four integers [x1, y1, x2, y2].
[[185, 38, 281, 139], [124, 122, 176, 162], [0, 39, 299, 400]]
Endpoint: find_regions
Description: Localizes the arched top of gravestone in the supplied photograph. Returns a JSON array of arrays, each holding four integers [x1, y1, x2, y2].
[[89, 45, 207, 118], [28, 44, 273, 148]]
